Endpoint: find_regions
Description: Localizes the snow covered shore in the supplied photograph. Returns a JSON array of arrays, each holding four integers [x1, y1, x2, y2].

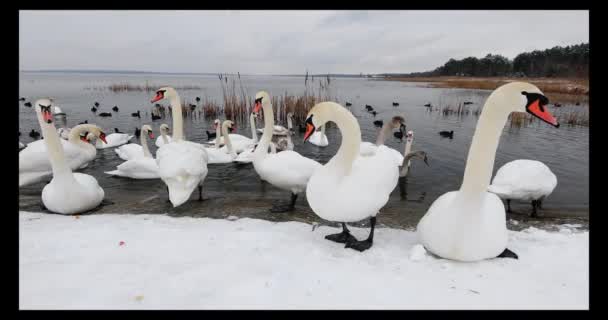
[[19, 211, 588, 309]]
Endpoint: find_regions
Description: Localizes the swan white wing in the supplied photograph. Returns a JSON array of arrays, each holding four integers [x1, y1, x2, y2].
[[156, 141, 208, 207], [207, 134, 252, 146], [20, 139, 95, 186], [307, 146, 399, 222], [359, 142, 403, 165], [234, 147, 255, 163], [96, 133, 133, 149], [114, 143, 144, 161], [219, 139, 254, 154], [308, 131, 329, 147], [41, 172, 104, 215], [106, 158, 160, 179], [255, 151, 321, 193], [205, 147, 236, 164], [489, 159, 557, 200]]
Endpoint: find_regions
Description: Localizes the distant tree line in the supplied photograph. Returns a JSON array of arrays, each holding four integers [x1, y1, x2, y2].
[[388, 43, 588, 78]]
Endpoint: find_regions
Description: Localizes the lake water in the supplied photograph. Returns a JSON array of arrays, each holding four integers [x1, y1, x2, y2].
[[18, 72, 589, 230]]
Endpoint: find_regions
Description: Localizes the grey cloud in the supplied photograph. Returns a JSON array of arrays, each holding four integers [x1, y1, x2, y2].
[[19, 10, 589, 74]]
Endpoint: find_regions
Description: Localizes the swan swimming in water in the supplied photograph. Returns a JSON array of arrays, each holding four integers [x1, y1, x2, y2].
[[20, 123, 107, 187], [31, 99, 105, 214], [105, 125, 160, 179], [155, 124, 172, 147], [417, 82, 560, 261]]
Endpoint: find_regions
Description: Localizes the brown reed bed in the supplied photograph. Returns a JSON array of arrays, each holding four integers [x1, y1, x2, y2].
[[86, 82, 203, 92]]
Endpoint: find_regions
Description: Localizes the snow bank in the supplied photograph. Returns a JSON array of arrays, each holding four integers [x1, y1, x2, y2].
[[19, 211, 588, 309]]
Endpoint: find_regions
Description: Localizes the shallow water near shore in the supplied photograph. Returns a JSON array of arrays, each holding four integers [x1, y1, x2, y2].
[[18, 72, 589, 230]]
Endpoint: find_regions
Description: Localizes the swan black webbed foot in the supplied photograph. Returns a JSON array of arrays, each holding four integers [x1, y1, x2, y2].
[[344, 216, 376, 252], [497, 248, 518, 259], [325, 223, 358, 244]]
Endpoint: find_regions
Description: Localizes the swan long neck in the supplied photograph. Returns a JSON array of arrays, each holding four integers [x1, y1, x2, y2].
[[36, 107, 72, 179], [214, 121, 221, 149], [169, 94, 184, 141], [403, 137, 413, 167], [161, 127, 169, 144], [221, 122, 235, 155], [287, 116, 293, 130], [250, 114, 258, 143], [321, 124, 326, 136], [141, 129, 152, 158], [325, 105, 360, 175], [399, 153, 416, 177], [375, 122, 393, 145], [253, 103, 275, 161], [460, 96, 510, 196]]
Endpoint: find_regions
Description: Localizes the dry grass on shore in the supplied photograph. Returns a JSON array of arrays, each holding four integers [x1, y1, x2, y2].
[[385, 76, 589, 103]]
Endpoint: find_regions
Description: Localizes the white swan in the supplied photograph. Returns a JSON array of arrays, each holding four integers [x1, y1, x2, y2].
[[95, 132, 133, 149], [152, 87, 209, 207], [31, 99, 104, 214], [19, 123, 107, 187], [275, 131, 294, 151], [155, 124, 172, 147], [208, 117, 255, 149], [359, 116, 405, 165], [417, 82, 560, 261], [206, 120, 238, 164], [488, 159, 557, 217], [304, 101, 399, 251], [252, 91, 321, 212], [234, 113, 261, 163], [105, 125, 160, 179], [307, 124, 329, 147], [257, 111, 292, 136], [114, 124, 155, 161]]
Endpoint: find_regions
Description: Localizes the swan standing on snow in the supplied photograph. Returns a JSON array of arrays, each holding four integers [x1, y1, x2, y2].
[[95, 131, 133, 149], [105, 125, 160, 179], [206, 120, 238, 164], [488, 159, 557, 217], [152, 87, 209, 207], [304, 102, 399, 251], [252, 91, 321, 212], [20, 123, 107, 187], [306, 123, 329, 147], [155, 124, 172, 147], [30, 99, 104, 214], [417, 82, 560, 261]]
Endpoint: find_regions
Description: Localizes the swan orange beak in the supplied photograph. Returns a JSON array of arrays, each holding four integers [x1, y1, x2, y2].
[[148, 132, 155, 139], [253, 101, 262, 113], [99, 132, 108, 144], [527, 99, 559, 127], [42, 110, 53, 124], [303, 123, 315, 142], [523, 92, 559, 128], [151, 91, 164, 103]]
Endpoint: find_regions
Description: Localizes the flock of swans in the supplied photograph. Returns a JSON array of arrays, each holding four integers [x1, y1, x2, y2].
[[19, 81, 560, 262]]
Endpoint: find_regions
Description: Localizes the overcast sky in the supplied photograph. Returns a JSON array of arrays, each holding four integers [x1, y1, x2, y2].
[[19, 10, 589, 74]]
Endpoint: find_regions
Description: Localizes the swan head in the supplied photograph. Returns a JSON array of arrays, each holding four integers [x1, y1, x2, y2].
[[160, 124, 170, 134], [83, 125, 108, 144], [142, 124, 154, 139], [303, 101, 343, 141], [35, 99, 54, 124], [222, 120, 235, 131], [406, 130, 414, 143], [151, 87, 177, 103], [253, 91, 271, 114], [494, 82, 559, 127]]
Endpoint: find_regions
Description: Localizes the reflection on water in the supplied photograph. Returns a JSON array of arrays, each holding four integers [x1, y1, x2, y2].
[[19, 72, 589, 230]]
